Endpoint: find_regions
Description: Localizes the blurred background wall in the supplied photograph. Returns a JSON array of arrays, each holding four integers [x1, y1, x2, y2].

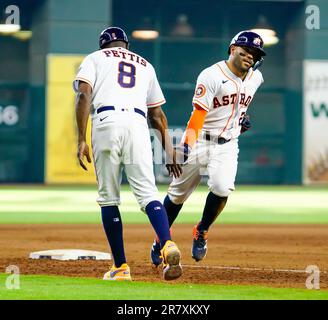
[[0, 0, 327, 185]]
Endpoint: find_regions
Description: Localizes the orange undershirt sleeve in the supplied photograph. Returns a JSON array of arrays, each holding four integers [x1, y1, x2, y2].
[[183, 105, 208, 148]]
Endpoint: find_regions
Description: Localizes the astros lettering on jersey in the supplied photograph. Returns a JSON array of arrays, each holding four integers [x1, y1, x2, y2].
[[192, 60, 263, 140]]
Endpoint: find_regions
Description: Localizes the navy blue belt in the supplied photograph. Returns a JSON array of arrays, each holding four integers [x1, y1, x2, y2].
[[204, 133, 230, 145], [97, 106, 146, 119]]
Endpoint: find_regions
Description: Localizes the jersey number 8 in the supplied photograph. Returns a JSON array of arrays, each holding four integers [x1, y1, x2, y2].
[[118, 61, 136, 88]]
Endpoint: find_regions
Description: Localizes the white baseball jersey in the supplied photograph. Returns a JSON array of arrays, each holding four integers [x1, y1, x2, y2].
[[73, 47, 165, 118], [73, 47, 166, 209], [192, 60, 263, 140], [168, 61, 264, 204]]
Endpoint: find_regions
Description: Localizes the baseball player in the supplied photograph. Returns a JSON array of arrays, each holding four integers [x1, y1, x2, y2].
[[150, 30, 265, 266], [74, 27, 183, 281]]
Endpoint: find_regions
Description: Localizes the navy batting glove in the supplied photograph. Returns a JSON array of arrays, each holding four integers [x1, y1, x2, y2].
[[240, 115, 251, 134], [175, 143, 191, 164]]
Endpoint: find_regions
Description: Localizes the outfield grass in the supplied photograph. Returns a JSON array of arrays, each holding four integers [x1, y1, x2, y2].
[[0, 274, 327, 300], [0, 185, 327, 224]]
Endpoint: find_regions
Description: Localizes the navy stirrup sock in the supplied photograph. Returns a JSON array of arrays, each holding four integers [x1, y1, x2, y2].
[[101, 206, 126, 268], [163, 195, 183, 227], [145, 200, 171, 248], [198, 192, 228, 231]]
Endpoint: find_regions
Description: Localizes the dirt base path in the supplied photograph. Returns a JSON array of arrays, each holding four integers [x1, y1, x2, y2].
[[1, 224, 327, 289]]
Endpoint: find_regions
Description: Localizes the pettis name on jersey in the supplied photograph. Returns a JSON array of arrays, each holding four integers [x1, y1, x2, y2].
[[102, 49, 147, 67]]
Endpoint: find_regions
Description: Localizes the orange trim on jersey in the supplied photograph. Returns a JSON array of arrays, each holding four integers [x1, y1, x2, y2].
[[183, 107, 208, 148], [215, 64, 239, 136], [75, 77, 94, 89], [147, 99, 166, 107], [192, 99, 209, 111]]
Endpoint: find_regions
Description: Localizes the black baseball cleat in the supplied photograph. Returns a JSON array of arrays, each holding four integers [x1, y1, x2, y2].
[[150, 239, 163, 267], [192, 225, 208, 262]]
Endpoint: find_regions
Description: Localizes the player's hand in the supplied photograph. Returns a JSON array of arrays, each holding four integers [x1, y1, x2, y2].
[[77, 140, 92, 171], [240, 114, 251, 134], [165, 149, 183, 179], [165, 163, 183, 179]]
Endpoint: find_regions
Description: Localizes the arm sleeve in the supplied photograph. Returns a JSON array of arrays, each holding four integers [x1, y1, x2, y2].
[[73, 55, 96, 92], [147, 66, 166, 108], [192, 70, 216, 111], [182, 106, 208, 148]]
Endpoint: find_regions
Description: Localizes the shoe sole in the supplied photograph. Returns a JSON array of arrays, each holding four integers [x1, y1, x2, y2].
[[103, 276, 132, 281], [103, 272, 132, 281], [163, 250, 182, 281]]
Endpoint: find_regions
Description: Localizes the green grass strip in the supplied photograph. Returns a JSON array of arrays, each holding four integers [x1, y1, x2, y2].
[[0, 185, 327, 224], [0, 274, 327, 300]]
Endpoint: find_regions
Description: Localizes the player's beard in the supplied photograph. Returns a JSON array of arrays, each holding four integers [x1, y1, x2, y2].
[[235, 55, 251, 73]]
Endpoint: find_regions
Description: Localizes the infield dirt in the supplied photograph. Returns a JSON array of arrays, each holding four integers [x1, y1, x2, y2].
[[0, 224, 327, 289]]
